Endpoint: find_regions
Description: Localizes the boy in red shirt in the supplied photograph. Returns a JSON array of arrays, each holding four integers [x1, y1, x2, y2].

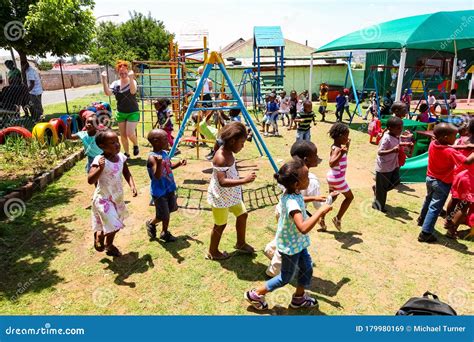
[[417, 123, 474, 243]]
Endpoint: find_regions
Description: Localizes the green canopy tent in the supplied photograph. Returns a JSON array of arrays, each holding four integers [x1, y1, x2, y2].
[[311, 10, 474, 101]]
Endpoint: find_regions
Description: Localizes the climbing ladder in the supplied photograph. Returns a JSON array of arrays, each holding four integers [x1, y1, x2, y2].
[[170, 52, 279, 173]]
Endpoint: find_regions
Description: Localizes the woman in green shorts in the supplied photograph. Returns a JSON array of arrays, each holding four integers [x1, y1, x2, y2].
[[101, 60, 140, 157]]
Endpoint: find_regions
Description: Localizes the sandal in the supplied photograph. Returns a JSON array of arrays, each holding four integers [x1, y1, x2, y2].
[[105, 245, 122, 257], [234, 243, 255, 254], [319, 220, 327, 232], [205, 251, 230, 261], [94, 232, 105, 252], [332, 217, 342, 231]]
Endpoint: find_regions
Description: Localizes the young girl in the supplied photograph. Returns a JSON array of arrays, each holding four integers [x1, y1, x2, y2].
[[445, 118, 474, 238], [245, 158, 332, 310], [154, 98, 174, 146], [207, 122, 256, 260], [327, 123, 354, 230], [288, 90, 298, 130], [417, 103, 430, 123], [278, 90, 290, 127], [318, 86, 328, 122], [88, 129, 137, 257]]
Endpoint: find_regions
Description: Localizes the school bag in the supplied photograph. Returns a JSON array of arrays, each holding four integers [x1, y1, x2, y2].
[[396, 291, 457, 315]]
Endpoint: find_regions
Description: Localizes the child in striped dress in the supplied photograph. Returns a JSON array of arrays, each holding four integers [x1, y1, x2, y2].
[[327, 123, 354, 230]]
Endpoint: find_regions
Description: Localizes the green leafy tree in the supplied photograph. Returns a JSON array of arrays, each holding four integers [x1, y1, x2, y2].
[[0, 0, 95, 75], [90, 11, 174, 66]]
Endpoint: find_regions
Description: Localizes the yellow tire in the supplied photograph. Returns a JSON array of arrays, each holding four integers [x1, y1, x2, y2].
[[32, 122, 59, 145]]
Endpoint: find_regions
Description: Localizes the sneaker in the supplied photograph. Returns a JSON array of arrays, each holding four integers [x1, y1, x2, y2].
[[263, 132, 269, 136], [133, 145, 139, 156], [160, 231, 177, 242], [371, 202, 387, 213], [290, 292, 318, 309], [146, 220, 157, 239], [244, 289, 268, 310], [418, 231, 437, 243]]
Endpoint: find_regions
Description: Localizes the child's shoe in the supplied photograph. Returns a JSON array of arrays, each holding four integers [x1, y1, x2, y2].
[[418, 231, 437, 243], [290, 292, 318, 309], [244, 289, 268, 310], [332, 217, 342, 231], [146, 220, 157, 239], [160, 231, 177, 242], [319, 219, 327, 231]]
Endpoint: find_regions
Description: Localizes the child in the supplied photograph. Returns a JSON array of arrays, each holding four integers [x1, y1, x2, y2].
[[68, 114, 103, 173], [264, 141, 335, 277], [263, 93, 279, 136], [373, 117, 409, 212], [417, 103, 430, 123], [380, 90, 393, 115], [288, 90, 298, 130], [207, 122, 256, 260], [145, 129, 187, 242], [327, 123, 354, 230], [401, 88, 412, 113], [428, 91, 437, 113], [417, 123, 474, 243], [363, 91, 376, 120], [343, 88, 351, 120], [391, 101, 408, 119], [88, 129, 137, 257], [445, 119, 474, 237], [245, 158, 332, 310], [295, 100, 316, 141], [449, 89, 457, 110], [154, 98, 174, 146], [318, 86, 328, 122], [335, 90, 345, 122], [278, 91, 290, 126]]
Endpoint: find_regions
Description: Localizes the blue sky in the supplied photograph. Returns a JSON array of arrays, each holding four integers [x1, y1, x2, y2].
[[93, 0, 474, 50]]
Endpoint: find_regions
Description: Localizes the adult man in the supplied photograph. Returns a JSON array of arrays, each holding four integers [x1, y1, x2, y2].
[[5, 60, 21, 85], [21, 61, 43, 120]]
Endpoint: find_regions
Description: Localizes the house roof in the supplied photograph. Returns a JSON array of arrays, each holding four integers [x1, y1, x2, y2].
[[253, 26, 285, 48], [221, 38, 246, 54], [221, 38, 315, 59]]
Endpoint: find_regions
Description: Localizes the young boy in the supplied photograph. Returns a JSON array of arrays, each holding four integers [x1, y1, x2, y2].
[[335, 90, 345, 122], [146, 129, 187, 242], [263, 93, 279, 136], [373, 117, 411, 212], [295, 100, 316, 141], [417, 123, 474, 243], [278, 90, 290, 127]]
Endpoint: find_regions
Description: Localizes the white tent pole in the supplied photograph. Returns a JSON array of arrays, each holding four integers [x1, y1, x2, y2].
[[395, 47, 407, 101], [468, 73, 473, 105], [309, 52, 314, 100], [450, 40, 458, 91]]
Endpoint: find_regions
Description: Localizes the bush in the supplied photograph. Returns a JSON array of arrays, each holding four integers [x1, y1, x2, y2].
[[38, 60, 53, 71]]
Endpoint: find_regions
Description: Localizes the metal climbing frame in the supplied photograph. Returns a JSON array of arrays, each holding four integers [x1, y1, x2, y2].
[[170, 52, 278, 173]]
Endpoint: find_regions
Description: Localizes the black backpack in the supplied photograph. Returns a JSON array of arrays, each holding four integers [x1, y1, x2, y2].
[[396, 291, 457, 315]]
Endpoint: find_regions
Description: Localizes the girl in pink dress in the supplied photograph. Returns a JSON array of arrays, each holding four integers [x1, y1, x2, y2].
[[327, 123, 354, 230]]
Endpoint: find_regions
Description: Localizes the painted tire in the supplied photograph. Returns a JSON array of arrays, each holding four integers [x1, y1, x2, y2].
[[0, 126, 32, 144], [32, 122, 59, 145], [49, 118, 67, 142]]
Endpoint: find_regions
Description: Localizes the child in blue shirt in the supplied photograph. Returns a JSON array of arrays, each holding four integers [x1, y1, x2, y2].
[[263, 93, 280, 136], [68, 114, 103, 172], [335, 90, 345, 122], [245, 158, 332, 310], [146, 129, 187, 242]]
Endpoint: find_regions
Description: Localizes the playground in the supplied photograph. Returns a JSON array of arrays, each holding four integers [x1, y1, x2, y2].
[[1, 9, 473, 316]]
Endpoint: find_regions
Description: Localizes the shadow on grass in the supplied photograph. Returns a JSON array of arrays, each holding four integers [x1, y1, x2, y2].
[[318, 230, 363, 253], [152, 235, 203, 264], [0, 186, 80, 301], [437, 234, 474, 256], [100, 252, 154, 288], [216, 253, 269, 282], [384, 205, 415, 224]]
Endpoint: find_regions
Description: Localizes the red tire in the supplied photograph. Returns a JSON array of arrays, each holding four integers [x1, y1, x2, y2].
[[49, 118, 67, 142], [0, 126, 32, 144]]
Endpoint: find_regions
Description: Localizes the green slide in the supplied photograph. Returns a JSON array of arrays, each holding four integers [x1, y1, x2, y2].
[[400, 152, 428, 183]]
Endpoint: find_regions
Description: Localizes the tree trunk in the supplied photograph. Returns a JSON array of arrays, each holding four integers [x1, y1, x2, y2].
[[16, 49, 28, 86]]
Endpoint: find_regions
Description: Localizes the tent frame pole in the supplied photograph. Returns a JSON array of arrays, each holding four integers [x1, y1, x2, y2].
[[395, 47, 407, 101]]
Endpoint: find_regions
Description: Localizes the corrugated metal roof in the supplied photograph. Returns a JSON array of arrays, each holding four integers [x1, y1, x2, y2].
[[253, 26, 285, 48]]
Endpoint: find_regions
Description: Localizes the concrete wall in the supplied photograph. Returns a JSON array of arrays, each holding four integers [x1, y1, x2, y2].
[[39, 69, 104, 91]]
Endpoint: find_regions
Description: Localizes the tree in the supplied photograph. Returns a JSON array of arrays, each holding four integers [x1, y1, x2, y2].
[[90, 11, 174, 66], [0, 0, 95, 73]]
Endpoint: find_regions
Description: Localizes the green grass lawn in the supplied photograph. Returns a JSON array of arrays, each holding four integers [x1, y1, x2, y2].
[[0, 97, 472, 315]]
